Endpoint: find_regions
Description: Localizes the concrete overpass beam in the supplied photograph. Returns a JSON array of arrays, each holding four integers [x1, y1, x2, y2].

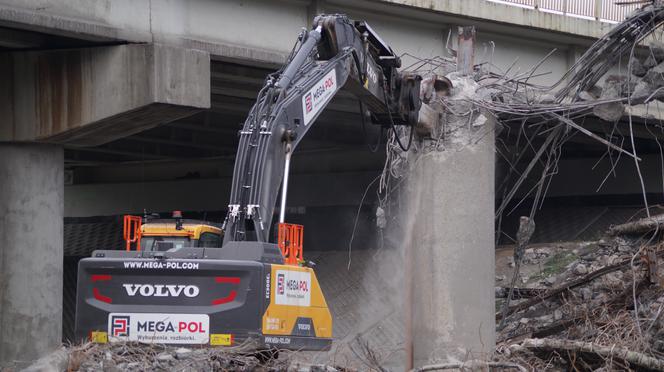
[[0, 43, 210, 146], [0, 143, 63, 367]]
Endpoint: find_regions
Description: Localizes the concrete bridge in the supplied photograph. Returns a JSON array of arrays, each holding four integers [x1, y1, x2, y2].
[[0, 0, 652, 366]]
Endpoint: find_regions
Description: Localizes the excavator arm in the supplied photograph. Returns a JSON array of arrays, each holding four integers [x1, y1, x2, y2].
[[223, 14, 421, 245]]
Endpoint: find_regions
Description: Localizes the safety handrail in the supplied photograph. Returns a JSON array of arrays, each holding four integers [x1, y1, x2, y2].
[[277, 223, 304, 265], [123, 215, 142, 251]]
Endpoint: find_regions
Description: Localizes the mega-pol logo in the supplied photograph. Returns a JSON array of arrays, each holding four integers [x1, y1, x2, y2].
[[274, 270, 311, 307], [108, 313, 209, 344], [110, 315, 130, 337], [304, 93, 313, 113], [277, 273, 285, 295], [301, 69, 338, 126]]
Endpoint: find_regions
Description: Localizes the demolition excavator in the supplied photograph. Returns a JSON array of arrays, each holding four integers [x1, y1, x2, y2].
[[75, 14, 421, 350]]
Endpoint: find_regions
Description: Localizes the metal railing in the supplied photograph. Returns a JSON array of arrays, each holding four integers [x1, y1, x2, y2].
[[489, 0, 641, 22]]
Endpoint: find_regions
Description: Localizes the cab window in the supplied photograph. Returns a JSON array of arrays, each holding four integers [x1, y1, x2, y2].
[[198, 232, 221, 248], [141, 236, 191, 251]]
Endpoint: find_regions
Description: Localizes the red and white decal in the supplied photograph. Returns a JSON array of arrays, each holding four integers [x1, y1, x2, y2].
[[108, 313, 209, 344], [302, 69, 338, 126], [275, 270, 311, 307]]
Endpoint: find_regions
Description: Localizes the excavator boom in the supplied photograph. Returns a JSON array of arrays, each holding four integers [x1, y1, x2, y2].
[[223, 14, 421, 245]]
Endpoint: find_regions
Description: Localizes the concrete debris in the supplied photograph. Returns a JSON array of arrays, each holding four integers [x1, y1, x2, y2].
[[592, 75, 626, 121], [495, 220, 664, 371], [507, 256, 515, 268], [573, 263, 588, 275], [375, 206, 386, 229], [630, 80, 653, 104], [21, 347, 69, 372], [631, 57, 648, 77], [538, 94, 556, 104], [553, 309, 563, 321], [642, 62, 664, 87], [579, 286, 593, 300], [48, 342, 350, 372], [174, 347, 192, 359], [644, 54, 658, 69], [649, 41, 664, 64], [578, 90, 597, 101], [544, 276, 557, 286]]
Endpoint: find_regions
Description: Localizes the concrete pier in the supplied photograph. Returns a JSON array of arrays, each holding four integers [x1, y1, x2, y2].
[[406, 132, 496, 366], [0, 143, 64, 367], [404, 76, 496, 367]]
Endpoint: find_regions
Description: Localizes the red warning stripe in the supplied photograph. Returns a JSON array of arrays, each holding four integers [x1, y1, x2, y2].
[[212, 276, 240, 305], [93, 288, 112, 303]]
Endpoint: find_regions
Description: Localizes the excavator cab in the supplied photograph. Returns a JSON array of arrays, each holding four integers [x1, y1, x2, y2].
[[123, 212, 223, 252]]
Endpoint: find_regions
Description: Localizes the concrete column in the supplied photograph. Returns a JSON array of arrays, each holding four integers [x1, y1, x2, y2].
[[406, 124, 496, 367], [402, 73, 496, 367], [0, 143, 63, 367]]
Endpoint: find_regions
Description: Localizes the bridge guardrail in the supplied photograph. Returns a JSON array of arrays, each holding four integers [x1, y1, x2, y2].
[[488, 0, 640, 23]]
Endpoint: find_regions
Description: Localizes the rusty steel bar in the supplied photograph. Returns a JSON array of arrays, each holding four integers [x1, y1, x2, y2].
[[457, 26, 476, 76]]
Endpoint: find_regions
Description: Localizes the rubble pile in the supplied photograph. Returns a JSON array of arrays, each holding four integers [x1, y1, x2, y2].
[[581, 40, 664, 122], [60, 342, 346, 372], [495, 215, 664, 371]]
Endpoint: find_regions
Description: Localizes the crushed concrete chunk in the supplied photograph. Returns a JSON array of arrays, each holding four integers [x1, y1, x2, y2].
[[544, 276, 557, 286], [580, 287, 593, 300], [156, 352, 174, 362], [649, 41, 664, 64], [574, 263, 588, 275], [554, 309, 563, 321], [631, 58, 648, 77], [644, 54, 658, 69], [593, 76, 626, 121], [174, 348, 192, 359], [630, 80, 652, 104], [642, 62, 664, 87], [579, 91, 597, 101]]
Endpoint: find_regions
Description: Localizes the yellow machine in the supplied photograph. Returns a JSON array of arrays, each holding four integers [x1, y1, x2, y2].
[[76, 211, 332, 350]]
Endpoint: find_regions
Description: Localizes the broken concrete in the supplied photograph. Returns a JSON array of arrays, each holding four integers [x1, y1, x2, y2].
[[398, 73, 496, 367], [593, 75, 626, 121], [630, 57, 647, 77], [642, 62, 664, 88], [496, 230, 664, 371], [649, 41, 664, 64]]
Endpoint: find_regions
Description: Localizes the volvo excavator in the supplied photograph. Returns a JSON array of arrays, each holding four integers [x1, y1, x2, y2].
[[75, 14, 422, 351]]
